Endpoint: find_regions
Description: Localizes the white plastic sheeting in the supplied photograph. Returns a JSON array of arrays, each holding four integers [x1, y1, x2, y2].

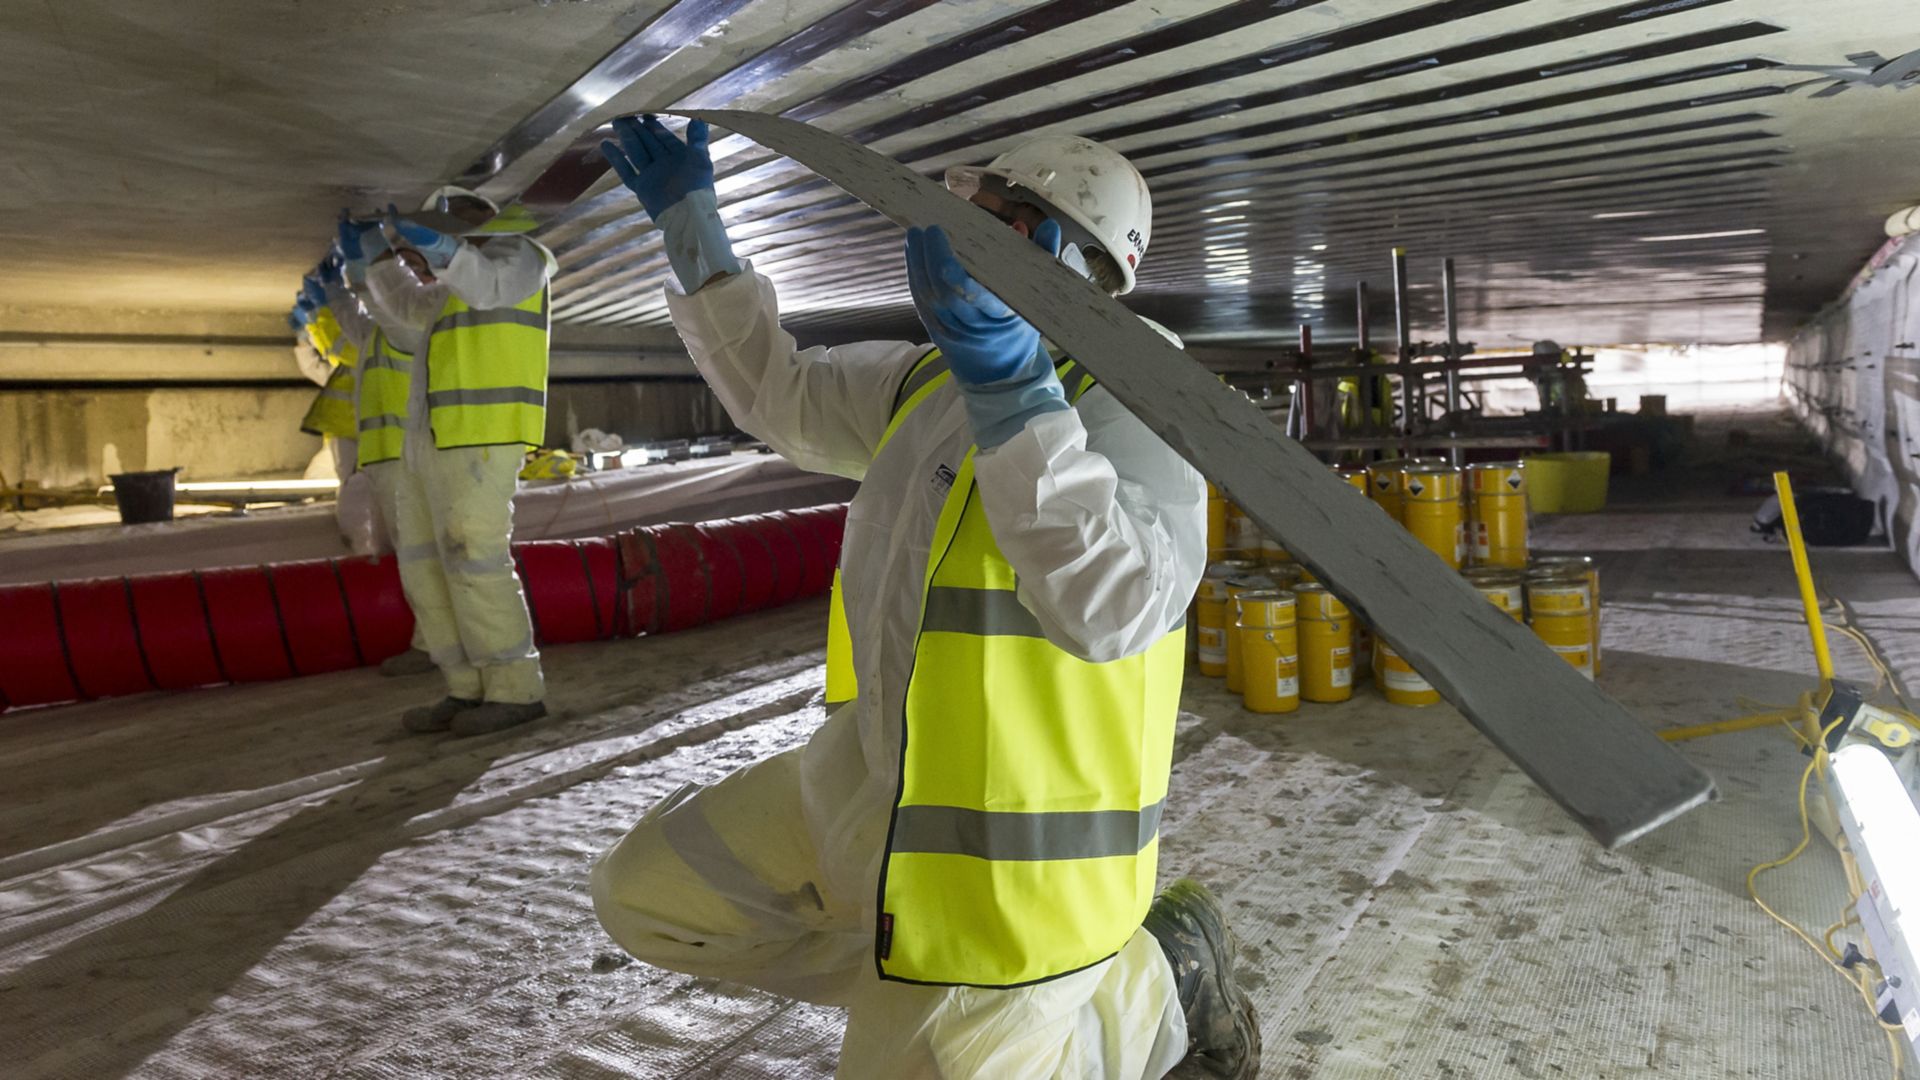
[[1786, 233, 1920, 582]]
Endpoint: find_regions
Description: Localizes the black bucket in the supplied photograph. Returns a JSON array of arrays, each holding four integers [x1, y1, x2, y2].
[[109, 469, 179, 524]]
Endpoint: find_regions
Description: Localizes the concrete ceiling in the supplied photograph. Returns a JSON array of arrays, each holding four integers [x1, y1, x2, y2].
[[4, 0, 1917, 349]]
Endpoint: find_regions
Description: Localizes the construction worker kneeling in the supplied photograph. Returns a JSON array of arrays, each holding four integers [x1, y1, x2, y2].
[[588, 115, 1262, 1079]]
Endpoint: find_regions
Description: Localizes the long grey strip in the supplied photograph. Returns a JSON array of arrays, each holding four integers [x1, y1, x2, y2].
[[359, 415, 404, 432], [685, 109, 1714, 849], [921, 586, 1046, 639], [426, 387, 547, 409], [892, 800, 1164, 862], [432, 308, 549, 333]]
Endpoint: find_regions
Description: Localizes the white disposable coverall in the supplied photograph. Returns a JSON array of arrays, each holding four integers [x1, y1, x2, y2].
[[362, 240, 549, 705], [592, 262, 1208, 1078]]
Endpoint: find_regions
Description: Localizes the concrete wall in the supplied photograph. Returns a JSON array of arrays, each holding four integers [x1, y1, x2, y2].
[[0, 387, 321, 488]]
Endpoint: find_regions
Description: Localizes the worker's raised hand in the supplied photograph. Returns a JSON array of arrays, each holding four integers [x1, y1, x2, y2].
[[600, 115, 716, 223], [906, 222, 1059, 385], [301, 275, 328, 309], [336, 210, 366, 263], [336, 210, 387, 267], [386, 203, 462, 268]]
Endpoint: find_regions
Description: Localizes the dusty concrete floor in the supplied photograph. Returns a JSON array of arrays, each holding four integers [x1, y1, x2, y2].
[[1, 404, 1916, 1078]]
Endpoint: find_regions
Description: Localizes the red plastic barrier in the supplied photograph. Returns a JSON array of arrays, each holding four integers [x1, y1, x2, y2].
[[338, 554, 414, 664], [199, 567, 296, 684], [1, 504, 846, 713], [516, 538, 619, 646], [130, 573, 225, 691], [59, 578, 155, 699], [0, 584, 79, 710], [268, 560, 363, 675]]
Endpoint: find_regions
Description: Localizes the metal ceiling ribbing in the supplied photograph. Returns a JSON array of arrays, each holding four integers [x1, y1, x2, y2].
[[490, 0, 1913, 347]]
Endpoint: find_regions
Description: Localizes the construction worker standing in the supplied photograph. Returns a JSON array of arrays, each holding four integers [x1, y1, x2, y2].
[[360, 188, 555, 737], [317, 228, 437, 676], [590, 116, 1260, 1078]]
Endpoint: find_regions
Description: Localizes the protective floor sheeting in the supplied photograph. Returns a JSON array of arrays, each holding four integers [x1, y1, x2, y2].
[[2, 407, 1915, 1078]]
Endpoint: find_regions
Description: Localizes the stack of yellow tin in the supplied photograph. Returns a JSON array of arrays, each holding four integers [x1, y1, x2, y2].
[[1188, 455, 1606, 716]]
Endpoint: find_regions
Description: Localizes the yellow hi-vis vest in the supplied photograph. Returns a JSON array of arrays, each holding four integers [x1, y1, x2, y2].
[[842, 349, 1185, 989], [300, 362, 358, 439], [356, 327, 414, 468], [424, 281, 551, 450]]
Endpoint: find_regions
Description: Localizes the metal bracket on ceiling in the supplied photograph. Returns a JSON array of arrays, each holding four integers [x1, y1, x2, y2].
[[1774, 47, 1920, 96]]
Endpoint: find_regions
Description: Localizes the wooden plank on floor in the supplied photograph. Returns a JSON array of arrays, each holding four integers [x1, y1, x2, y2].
[[683, 108, 1715, 848]]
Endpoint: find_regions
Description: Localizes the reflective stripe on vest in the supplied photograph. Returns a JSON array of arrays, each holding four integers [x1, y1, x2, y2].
[[824, 348, 1090, 717], [424, 282, 550, 449], [300, 362, 359, 439], [356, 328, 414, 468], [858, 348, 1183, 988]]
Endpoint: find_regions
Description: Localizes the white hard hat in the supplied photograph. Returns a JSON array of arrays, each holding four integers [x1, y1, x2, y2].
[[946, 134, 1152, 294], [420, 185, 499, 215]]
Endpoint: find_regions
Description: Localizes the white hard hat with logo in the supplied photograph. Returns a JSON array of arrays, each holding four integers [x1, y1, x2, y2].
[[945, 134, 1152, 295], [414, 185, 541, 236]]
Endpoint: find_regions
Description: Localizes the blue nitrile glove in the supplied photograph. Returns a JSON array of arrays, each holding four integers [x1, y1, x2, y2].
[[655, 188, 742, 292], [906, 221, 1070, 447], [301, 275, 327, 308], [600, 115, 717, 223], [333, 240, 367, 286], [386, 203, 462, 268], [316, 252, 344, 288], [336, 210, 366, 263], [336, 210, 387, 266], [288, 305, 312, 330]]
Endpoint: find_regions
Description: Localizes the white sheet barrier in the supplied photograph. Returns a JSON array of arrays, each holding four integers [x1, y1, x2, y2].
[[1785, 233, 1920, 582]]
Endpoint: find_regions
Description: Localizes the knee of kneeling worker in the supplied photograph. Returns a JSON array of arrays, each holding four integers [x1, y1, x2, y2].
[[588, 837, 706, 961]]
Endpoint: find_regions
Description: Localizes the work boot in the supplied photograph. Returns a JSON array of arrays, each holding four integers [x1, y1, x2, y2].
[[401, 696, 480, 734], [450, 700, 547, 737], [379, 648, 437, 677], [1142, 879, 1261, 1079]]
